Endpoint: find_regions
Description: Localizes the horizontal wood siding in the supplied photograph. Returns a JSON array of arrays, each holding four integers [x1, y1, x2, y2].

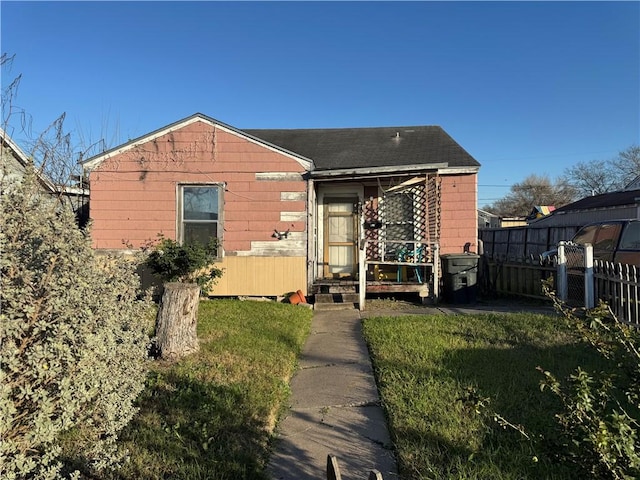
[[208, 256, 307, 296], [439, 173, 478, 254], [89, 122, 308, 258]]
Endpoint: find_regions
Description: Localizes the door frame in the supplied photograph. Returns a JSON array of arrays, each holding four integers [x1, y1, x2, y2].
[[323, 196, 359, 278], [316, 185, 364, 279]]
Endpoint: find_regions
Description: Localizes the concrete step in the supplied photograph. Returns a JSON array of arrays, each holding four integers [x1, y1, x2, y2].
[[341, 293, 360, 304], [313, 302, 358, 311], [314, 293, 359, 304], [326, 285, 358, 294], [314, 293, 336, 304], [313, 292, 360, 311], [312, 282, 358, 295]]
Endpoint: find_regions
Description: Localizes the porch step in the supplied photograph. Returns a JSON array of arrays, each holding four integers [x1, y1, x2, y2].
[[314, 302, 358, 311], [313, 283, 358, 294], [313, 293, 359, 310], [314, 293, 359, 303]]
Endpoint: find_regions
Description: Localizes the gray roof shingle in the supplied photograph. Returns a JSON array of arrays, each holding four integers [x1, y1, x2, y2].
[[243, 125, 480, 171], [554, 189, 640, 213]]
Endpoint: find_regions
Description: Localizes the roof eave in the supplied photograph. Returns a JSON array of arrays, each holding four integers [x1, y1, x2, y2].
[[310, 162, 451, 179], [310, 164, 479, 181], [1, 128, 58, 193], [0, 127, 30, 166]]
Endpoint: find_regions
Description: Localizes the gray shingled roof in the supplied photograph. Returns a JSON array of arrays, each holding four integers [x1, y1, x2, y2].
[[554, 189, 640, 213], [243, 126, 480, 171], [82, 113, 481, 173]]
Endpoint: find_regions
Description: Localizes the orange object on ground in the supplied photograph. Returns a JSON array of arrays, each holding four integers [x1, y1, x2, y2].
[[288, 290, 306, 304]]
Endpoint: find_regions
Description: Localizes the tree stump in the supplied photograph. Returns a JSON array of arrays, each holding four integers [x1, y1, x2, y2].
[[155, 282, 200, 360]]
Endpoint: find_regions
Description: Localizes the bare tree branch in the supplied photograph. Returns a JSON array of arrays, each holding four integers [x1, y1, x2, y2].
[[484, 174, 576, 217], [562, 146, 640, 197]]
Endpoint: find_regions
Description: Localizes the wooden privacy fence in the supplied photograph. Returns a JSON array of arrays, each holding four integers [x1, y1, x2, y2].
[[480, 225, 580, 258], [480, 256, 555, 299]]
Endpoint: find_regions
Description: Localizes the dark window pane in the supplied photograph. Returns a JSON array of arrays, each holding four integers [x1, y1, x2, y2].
[[619, 222, 640, 249], [594, 224, 621, 252], [573, 225, 598, 245], [184, 222, 218, 246], [184, 187, 218, 220]]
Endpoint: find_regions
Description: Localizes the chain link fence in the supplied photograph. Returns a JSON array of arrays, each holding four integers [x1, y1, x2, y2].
[[557, 242, 596, 309], [564, 243, 586, 306]]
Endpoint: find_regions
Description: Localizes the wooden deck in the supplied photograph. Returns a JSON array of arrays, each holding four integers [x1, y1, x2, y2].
[[312, 278, 429, 294], [358, 241, 439, 310]]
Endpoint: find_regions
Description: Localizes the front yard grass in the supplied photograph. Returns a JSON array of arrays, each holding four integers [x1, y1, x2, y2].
[[362, 312, 608, 480], [107, 299, 312, 480]]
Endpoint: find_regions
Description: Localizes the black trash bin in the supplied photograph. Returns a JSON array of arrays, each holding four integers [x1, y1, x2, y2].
[[440, 253, 480, 303]]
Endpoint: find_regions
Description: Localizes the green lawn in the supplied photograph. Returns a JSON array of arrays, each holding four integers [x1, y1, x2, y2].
[[105, 299, 312, 480], [362, 312, 608, 480]]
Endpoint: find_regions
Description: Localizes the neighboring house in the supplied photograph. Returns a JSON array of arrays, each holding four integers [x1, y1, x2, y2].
[[82, 113, 480, 301], [478, 208, 537, 230], [526, 205, 555, 222], [1, 128, 89, 225], [530, 189, 640, 228], [478, 209, 500, 229], [1, 127, 54, 192], [499, 216, 528, 228], [480, 190, 640, 258], [477, 206, 553, 230]]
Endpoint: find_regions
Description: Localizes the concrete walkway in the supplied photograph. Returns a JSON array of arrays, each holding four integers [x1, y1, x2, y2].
[[267, 308, 397, 480], [267, 300, 556, 480]]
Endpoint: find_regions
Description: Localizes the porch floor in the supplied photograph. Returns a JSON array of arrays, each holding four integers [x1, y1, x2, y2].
[[311, 279, 429, 295]]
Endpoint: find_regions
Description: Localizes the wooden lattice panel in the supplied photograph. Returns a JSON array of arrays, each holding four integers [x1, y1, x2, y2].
[[426, 173, 441, 246], [363, 197, 381, 260], [378, 180, 426, 259], [362, 175, 441, 263]]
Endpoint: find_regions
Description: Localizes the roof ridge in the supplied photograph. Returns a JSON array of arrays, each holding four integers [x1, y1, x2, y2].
[[243, 125, 443, 131]]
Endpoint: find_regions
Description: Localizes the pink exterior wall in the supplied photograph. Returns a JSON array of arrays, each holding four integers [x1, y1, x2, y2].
[[89, 121, 307, 252], [439, 173, 478, 254]]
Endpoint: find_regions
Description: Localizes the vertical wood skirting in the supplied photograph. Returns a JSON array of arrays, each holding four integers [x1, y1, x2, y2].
[[208, 256, 307, 296]]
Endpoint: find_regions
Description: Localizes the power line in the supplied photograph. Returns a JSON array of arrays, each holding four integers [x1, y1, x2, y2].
[[478, 148, 625, 164], [479, 182, 583, 189]]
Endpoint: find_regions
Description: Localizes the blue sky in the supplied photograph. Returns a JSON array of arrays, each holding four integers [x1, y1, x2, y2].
[[1, 1, 639, 206]]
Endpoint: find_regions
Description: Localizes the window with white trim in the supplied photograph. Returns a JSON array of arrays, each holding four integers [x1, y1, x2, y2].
[[178, 184, 223, 256]]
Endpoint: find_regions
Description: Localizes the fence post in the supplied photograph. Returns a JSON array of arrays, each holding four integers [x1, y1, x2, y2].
[[359, 240, 367, 311], [557, 241, 568, 301], [584, 243, 595, 309]]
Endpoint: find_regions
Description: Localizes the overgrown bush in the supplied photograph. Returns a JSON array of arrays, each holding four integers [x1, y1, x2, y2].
[[0, 169, 153, 479], [538, 291, 640, 479], [144, 236, 223, 293], [469, 280, 640, 478]]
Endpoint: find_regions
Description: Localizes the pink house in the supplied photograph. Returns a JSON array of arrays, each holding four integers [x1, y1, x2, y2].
[[82, 113, 480, 307]]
